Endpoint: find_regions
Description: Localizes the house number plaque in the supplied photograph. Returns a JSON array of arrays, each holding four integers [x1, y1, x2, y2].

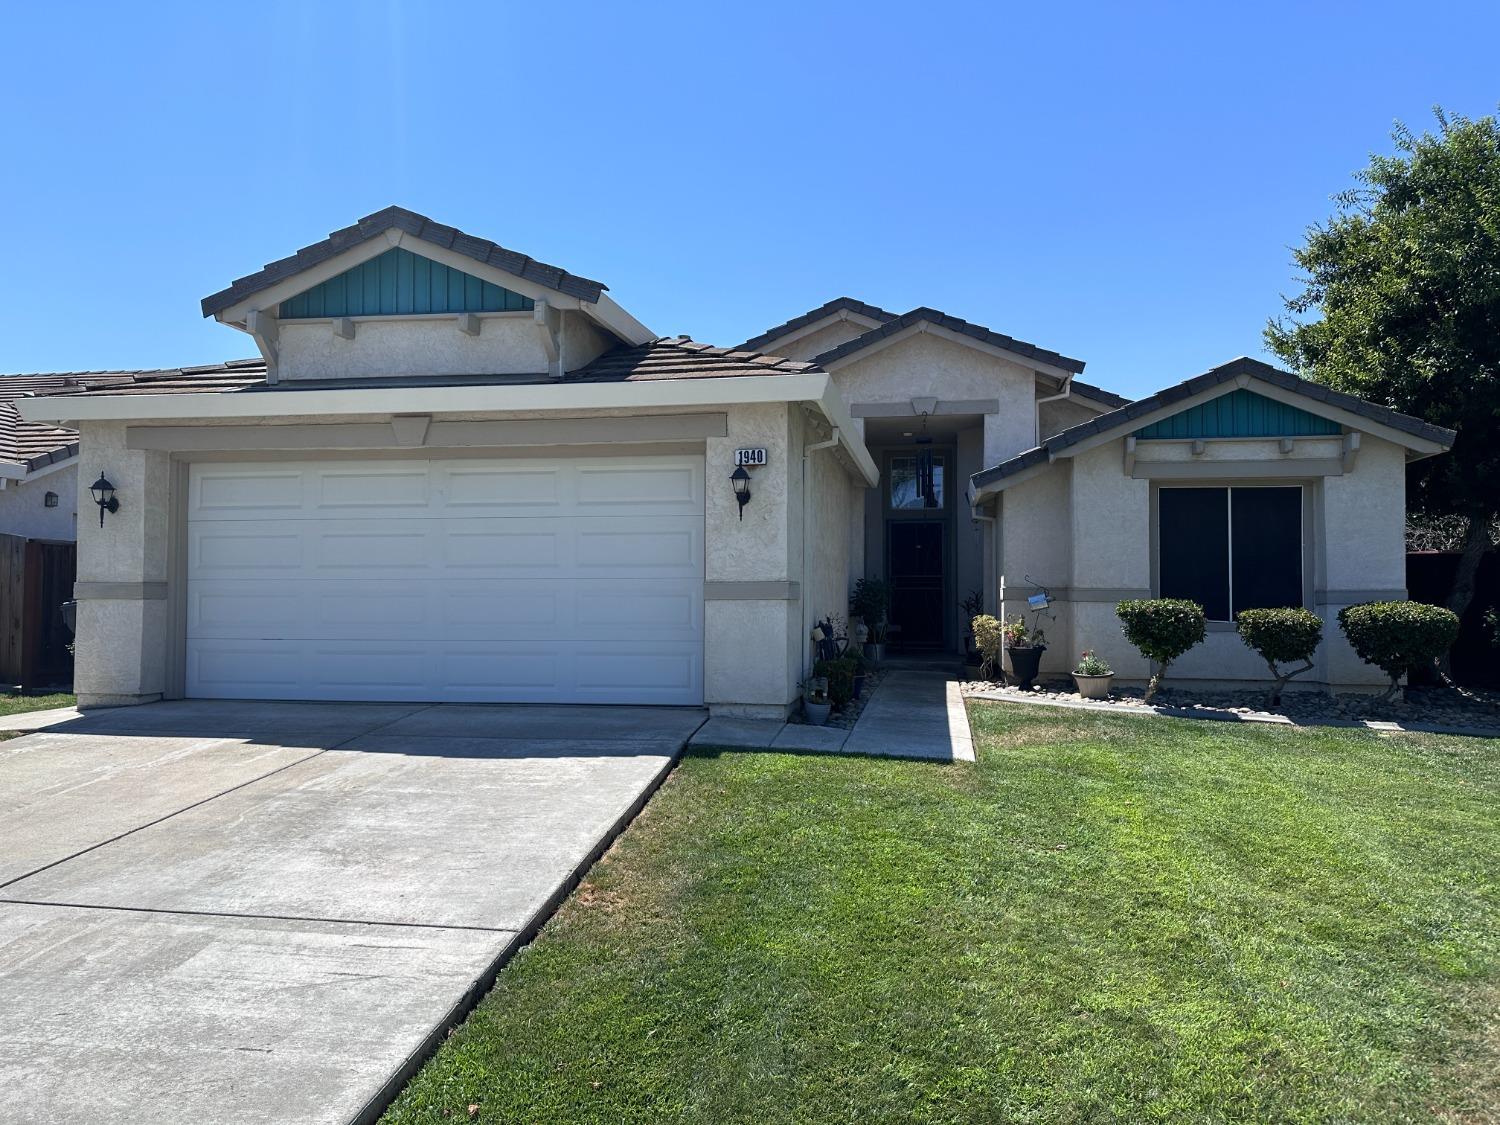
[[734, 447, 768, 467]]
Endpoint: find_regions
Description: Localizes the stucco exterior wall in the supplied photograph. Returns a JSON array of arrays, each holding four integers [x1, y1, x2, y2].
[[1039, 395, 1107, 440], [990, 429, 1410, 691], [0, 463, 78, 540], [278, 313, 549, 380], [703, 402, 799, 717], [71, 421, 173, 707], [830, 333, 1037, 467]]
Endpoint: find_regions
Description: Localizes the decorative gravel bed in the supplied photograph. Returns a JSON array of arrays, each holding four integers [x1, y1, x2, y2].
[[786, 669, 887, 730], [962, 678, 1500, 735]]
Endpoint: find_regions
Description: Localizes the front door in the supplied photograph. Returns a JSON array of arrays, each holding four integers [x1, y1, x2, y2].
[[887, 520, 945, 649]]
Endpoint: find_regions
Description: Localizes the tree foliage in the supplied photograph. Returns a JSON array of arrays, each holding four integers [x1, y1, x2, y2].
[[1266, 108, 1500, 618]]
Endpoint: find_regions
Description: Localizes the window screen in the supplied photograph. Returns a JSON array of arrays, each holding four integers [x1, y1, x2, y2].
[[1158, 488, 1229, 620], [1158, 485, 1303, 620], [1230, 487, 1302, 612]]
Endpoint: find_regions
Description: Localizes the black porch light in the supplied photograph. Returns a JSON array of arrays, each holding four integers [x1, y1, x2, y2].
[[730, 465, 752, 520], [90, 471, 119, 527]]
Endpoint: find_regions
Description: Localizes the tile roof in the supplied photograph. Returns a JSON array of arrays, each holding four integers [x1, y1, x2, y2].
[[201, 206, 607, 319], [2, 372, 128, 472], [814, 306, 1087, 375], [37, 359, 271, 399], [1064, 379, 1130, 409], [2, 361, 268, 472], [739, 297, 898, 352], [569, 337, 824, 382], [971, 356, 1457, 492]]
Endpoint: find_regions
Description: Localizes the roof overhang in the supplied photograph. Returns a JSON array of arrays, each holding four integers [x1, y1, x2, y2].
[[969, 368, 1455, 506], [19, 373, 878, 487]]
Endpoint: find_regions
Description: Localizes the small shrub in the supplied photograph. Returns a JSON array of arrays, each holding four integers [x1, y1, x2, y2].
[[972, 614, 1004, 680], [813, 656, 859, 707], [1236, 607, 1323, 707], [1337, 601, 1460, 700], [1074, 650, 1113, 677], [1116, 598, 1207, 703], [850, 578, 892, 641]]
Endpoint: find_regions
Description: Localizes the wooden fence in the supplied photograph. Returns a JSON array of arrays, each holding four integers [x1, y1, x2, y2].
[[0, 533, 76, 691]]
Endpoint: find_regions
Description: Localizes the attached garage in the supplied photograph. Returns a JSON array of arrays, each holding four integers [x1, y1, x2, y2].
[[184, 455, 705, 705]]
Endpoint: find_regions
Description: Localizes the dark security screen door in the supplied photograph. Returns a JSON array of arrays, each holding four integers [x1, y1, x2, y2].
[[888, 520, 945, 648]]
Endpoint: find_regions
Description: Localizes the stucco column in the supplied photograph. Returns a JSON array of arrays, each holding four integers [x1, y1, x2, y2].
[[703, 403, 800, 718], [72, 422, 173, 707]]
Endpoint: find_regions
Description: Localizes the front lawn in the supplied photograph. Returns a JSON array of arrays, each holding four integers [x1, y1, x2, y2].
[[383, 705, 1499, 1124], [1, 691, 74, 736]]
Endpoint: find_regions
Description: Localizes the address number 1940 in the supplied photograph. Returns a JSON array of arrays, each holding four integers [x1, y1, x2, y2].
[[734, 448, 768, 466]]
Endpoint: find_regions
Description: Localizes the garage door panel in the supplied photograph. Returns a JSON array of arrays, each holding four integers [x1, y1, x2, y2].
[[190, 578, 700, 642], [188, 639, 702, 704], [186, 457, 704, 705]]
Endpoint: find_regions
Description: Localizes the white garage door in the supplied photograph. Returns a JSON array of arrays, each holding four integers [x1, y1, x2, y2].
[[185, 455, 704, 705]]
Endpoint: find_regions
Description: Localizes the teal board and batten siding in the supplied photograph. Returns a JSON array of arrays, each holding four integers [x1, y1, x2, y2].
[[1134, 389, 1341, 439], [278, 247, 535, 319]]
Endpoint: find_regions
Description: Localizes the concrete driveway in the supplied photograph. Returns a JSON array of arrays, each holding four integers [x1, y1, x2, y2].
[[0, 700, 704, 1124]]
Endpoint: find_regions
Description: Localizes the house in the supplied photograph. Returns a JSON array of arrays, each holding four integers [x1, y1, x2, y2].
[[1, 375, 90, 540], [17, 207, 1454, 712]]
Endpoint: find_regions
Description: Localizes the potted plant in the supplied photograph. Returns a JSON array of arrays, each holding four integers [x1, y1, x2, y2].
[[850, 577, 892, 665], [804, 675, 831, 725], [1072, 649, 1114, 698], [1002, 615, 1047, 690], [960, 589, 984, 665]]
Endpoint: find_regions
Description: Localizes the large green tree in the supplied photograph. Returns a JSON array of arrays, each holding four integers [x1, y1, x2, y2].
[[1267, 108, 1500, 623]]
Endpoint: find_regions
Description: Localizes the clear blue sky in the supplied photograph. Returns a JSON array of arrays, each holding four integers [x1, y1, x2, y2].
[[1, 1, 1496, 400]]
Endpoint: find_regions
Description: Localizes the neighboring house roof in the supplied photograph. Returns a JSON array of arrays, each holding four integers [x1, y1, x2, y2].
[[570, 337, 823, 382], [811, 306, 1088, 376], [2, 372, 137, 474], [739, 297, 898, 352], [970, 356, 1458, 496], [200, 206, 608, 319]]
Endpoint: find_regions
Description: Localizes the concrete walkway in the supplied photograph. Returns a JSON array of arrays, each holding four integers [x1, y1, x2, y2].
[[0, 699, 705, 1124], [690, 671, 975, 762]]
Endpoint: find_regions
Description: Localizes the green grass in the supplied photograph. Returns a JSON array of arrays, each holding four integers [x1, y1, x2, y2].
[[0, 690, 74, 724], [383, 705, 1499, 1124]]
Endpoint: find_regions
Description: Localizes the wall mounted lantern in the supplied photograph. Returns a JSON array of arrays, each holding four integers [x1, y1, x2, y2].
[[90, 472, 119, 527], [730, 465, 752, 520]]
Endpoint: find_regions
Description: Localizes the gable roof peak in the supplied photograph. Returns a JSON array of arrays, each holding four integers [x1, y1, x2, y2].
[[812, 304, 1088, 375], [739, 296, 898, 351], [201, 206, 608, 319]]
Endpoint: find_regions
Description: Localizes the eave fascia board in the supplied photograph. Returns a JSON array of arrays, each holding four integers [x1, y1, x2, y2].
[[814, 381, 879, 487], [582, 292, 655, 346], [18, 372, 841, 425], [212, 231, 591, 328], [822, 319, 1079, 382], [968, 456, 1055, 504]]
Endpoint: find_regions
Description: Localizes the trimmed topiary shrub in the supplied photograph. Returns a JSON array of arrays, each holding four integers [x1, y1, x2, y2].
[[1337, 600, 1461, 700], [1116, 598, 1207, 703], [1235, 607, 1323, 707]]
